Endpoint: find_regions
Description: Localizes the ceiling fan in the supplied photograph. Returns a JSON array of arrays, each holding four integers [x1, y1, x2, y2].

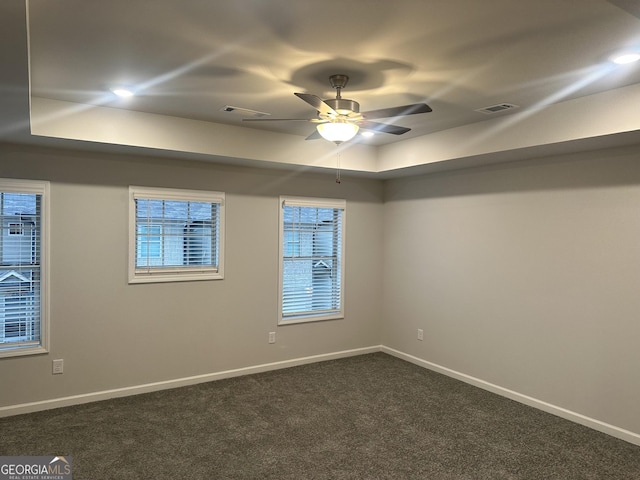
[[243, 74, 432, 144]]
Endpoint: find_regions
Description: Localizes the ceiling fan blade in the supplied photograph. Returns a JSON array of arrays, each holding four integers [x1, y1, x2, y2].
[[242, 118, 316, 122], [361, 103, 432, 120], [359, 120, 411, 135], [294, 93, 337, 116], [305, 130, 323, 140]]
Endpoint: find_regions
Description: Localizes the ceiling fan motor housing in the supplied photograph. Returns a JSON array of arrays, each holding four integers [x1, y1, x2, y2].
[[325, 98, 360, 115]]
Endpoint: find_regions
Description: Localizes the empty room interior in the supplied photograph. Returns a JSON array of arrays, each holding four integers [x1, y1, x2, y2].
[[1, 0, 640, 477]]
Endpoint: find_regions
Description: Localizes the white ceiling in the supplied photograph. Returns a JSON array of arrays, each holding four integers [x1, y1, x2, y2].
[[2, 0, 640, 174]]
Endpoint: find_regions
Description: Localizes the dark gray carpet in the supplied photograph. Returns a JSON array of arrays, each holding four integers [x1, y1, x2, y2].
[[1, 353, 639, 479]]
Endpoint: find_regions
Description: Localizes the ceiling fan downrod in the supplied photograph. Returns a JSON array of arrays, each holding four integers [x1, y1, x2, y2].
[[329, 74, 349, 99], [326, 74, 359, 115]]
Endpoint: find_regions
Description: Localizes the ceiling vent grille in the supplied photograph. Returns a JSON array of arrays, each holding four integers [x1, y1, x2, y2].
[[475, 103, 519, 114], [220, 106, 270, 118]]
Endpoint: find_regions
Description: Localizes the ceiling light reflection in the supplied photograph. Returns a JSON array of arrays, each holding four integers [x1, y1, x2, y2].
[[111, 88, 134, 98], [612, 53, 640, 65]]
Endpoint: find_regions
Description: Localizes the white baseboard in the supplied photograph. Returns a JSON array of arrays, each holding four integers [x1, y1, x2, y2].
[[3, 344, 639, 448], [0, 346, 380, 418], [381, 346, 640, 447]]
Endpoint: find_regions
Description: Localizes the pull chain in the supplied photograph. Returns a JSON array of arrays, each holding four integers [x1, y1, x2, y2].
[[336, 152, 342, 184]]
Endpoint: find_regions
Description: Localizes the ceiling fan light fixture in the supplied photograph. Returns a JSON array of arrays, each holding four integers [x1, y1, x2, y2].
[[317, 121, 359, 144]]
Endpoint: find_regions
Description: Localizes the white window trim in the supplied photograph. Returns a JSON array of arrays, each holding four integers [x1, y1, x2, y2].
[[128, 186, 225, 284], [278, 195, 346, 325], [0, 178, 50, 358]]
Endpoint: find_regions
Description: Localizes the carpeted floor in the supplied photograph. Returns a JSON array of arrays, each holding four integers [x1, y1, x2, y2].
[[1, 353, 639, 479]]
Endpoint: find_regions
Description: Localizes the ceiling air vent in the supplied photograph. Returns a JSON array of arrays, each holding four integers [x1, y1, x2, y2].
[[475, 103, 519, 115], [220, 106, 270, 118]]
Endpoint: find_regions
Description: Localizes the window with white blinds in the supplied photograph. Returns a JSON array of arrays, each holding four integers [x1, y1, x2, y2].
[[0, 179, 49, 358], [278, 196, 345, 324], [129, 186, 225, 283]]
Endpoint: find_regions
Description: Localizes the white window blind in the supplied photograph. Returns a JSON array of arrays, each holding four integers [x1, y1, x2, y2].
[[279, 196, 346, 324], [0, 179, 49, 358], [129, 186, 225, 283]]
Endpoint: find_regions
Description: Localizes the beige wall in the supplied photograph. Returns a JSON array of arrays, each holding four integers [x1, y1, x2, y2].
[[382, 145, 640, 435], [0, 144, 384, 406], [2, 140, 640, 440]]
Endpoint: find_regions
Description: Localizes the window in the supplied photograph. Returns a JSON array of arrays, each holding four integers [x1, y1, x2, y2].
[[0, 179, 49, 358], [8, 223, 24, 236], [137, 224, 162, 262], [278, 196, 345, 324], [129, 186, 225, 283]]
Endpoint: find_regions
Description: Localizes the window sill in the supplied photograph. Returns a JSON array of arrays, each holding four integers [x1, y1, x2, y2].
[[129, 270, 224, 284], [0, 344, 49, 359], [278, 313, 344, 326]]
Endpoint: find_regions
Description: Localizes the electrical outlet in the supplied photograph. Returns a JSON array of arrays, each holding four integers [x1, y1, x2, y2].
[[268, 332, 276, 344], [417, 329, 424, 341], [52, 359, 64, 375]]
